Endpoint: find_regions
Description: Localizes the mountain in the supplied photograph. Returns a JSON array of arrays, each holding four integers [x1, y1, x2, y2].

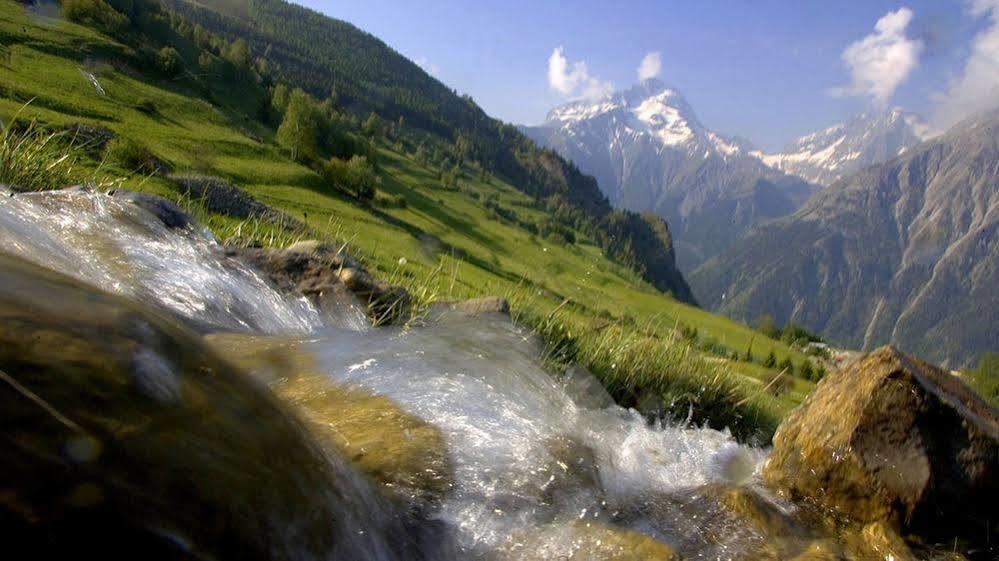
[[751, 108, 934, 186], [690, 109, 999, 367], [522, 79, 816, 271], [159, 0, 693, 301]]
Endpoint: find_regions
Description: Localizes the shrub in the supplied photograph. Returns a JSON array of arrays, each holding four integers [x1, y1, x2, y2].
[[965, 353, 999, 408], [62, 0, 128, 37], [157, 47, 183, 77], [680, 325, 698, 342], [799, 361, 814, 381], [104, 137, 164, 174], [762, 350, 777, 368], [374, 192, 407, 209], [322, 155, 380, 201], [778, 357, 794, 374], [134, 98, 157, 114], [780, 323, 823, 346]]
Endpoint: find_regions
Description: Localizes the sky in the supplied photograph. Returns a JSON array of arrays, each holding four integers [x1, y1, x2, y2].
[[295, 1, 999, 151]]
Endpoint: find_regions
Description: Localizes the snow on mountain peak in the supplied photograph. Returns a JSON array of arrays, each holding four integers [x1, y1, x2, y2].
[[751, 108, 933, 185], [543, 80, 749, 155]]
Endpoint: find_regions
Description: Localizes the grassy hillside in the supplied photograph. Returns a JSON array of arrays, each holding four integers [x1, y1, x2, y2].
[[0, 0, 818, 440]]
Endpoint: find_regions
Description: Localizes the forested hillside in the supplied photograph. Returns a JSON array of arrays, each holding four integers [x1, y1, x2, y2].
[[158, 0, 693, 300]]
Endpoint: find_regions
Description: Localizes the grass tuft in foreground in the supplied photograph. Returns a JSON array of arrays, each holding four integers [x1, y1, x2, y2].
[[0, 108, 79, 191]]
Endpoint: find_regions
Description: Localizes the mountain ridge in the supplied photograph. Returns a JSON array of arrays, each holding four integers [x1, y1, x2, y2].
[[522, 79, 816, 271], [750, 108, 934, 186], [690, 108, 999, 367]]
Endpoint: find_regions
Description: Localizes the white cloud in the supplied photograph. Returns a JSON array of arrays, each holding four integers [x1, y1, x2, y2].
[[932, 0, 999, 128], [415, 57, 440, 76], [547, 46, 613, 100], [829, 7, 923, 105], [637, 51, 662, 81]]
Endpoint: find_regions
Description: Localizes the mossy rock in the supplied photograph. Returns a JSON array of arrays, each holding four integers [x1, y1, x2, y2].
[[205, 332, 453, 507], [841, 522, 915, 561], [764, 346, 999, 550], [510, 521, 681, 561], [0, 253, 404, 560]]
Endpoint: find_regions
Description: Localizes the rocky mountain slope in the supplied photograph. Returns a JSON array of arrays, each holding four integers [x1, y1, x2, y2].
[[522, 79, 816, 271], [691, 109, 999, 367], [751, 108, 933, 186]]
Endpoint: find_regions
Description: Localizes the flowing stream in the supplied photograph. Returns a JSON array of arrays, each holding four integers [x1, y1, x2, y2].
[[0, 189, 791, 560]]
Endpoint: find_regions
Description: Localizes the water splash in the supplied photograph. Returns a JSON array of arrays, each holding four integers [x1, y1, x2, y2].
[[0, 189, 322, 333], [305, 314, 767, 557]]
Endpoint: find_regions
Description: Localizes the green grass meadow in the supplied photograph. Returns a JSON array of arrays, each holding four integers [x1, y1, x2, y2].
[[0, 0, 816, 440]]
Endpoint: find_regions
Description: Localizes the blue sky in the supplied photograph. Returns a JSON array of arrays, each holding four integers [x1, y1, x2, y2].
[[296, 1, 998, 150]]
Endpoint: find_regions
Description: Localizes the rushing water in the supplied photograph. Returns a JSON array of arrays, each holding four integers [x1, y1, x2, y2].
[[0, 188, 790, 560], [302, 316, 769, 558], [0, 188, 322, 332]]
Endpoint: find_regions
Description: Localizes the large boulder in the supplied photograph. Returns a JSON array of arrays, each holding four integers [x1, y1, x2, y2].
[[764, 346, 999, 548], [0, 253, 424, 561]]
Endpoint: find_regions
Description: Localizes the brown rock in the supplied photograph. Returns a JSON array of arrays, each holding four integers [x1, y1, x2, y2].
[[511, 522, 681, 561], [764, 346, 999, 547], [205, 333, 453, 507], [450, 296, 510, 316], [227, 243, 410, 325], [842, 522, 915, 561], [0, 254, 410, 561]]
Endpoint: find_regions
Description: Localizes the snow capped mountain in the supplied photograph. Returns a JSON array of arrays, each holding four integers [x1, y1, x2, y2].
[[522, 79, 815, 271], [751, 108, 934, 186], [542, 79, 753, 159]]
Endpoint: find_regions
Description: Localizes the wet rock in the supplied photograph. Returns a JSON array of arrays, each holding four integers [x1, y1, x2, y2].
[[450, 296, 510, 316], [109, 189, 197, 230], [559, 365, 615, 410], [425, 296, 512, 324], [842, 522, 915, 561], [205, 333, 453, 508], [228, 241, 410, 325], [511, 522, 681, 561], [788, 541, 842, 561], [541, 435, 605, 514], [0, 253, 413, 561], [764, 346, 999, 550]]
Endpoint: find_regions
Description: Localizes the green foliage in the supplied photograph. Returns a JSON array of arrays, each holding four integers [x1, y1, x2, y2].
[[755, 315, 823, 347], [323, 155, 379, 200], [61, 0, 128, 37], [0, 0, 813, 442], [755, 315, 780, 339], [158, 0, 695, 300], [104, 137, 163, 174], [225, 38, 252, 69], [157, 46, 183, 77], [276, 89, 319, 161], [763, 350, 777, 368], [0, 115, 77, 191], [778, 356, 794, 374], [965, 353, 999, 407], [374, 192, 407, 209], [798, 361, 814, 381], [780, 323, 823, 345]]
